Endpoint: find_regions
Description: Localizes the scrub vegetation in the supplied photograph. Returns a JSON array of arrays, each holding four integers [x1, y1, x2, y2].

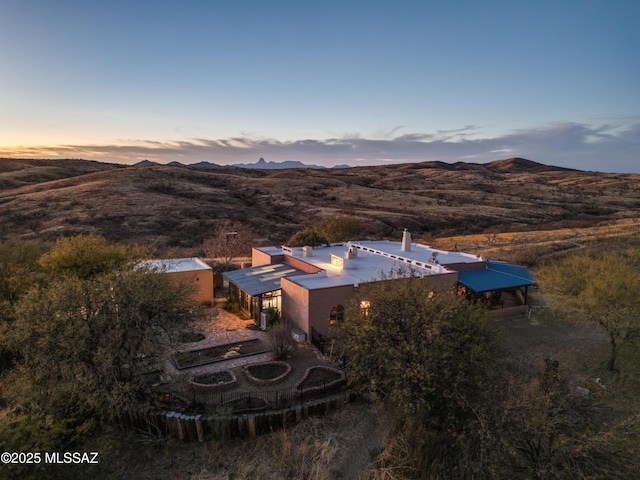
[[0, 235, 196, 480], [2, 234, 638, 479], [1, 157, 639, 253], [1, 158, 640, 478]]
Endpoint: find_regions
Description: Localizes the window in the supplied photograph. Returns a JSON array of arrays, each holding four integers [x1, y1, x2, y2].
[[262, 289, 282, 312], [360, 300, 370, 316], [329, 305, 345, 325]]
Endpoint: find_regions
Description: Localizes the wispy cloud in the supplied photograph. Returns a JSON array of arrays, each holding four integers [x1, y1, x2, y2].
[[2, 121, 639, 173]]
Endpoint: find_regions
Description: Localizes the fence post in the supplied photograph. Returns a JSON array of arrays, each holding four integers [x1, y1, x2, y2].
[[176, 414, 185, 441], [248, 414, 256, 437], [194, 414, 204, 442]]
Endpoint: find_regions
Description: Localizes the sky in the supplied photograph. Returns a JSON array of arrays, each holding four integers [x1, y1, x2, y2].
[[0, 0, 639, 173]]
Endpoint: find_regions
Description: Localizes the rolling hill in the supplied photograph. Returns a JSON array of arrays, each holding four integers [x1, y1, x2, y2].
[[1, 157, 639, 254]]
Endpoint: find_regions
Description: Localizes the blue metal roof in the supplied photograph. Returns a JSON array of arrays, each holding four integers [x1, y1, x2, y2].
[[457, 260, 535, 293], [223, 263, 306, 296]]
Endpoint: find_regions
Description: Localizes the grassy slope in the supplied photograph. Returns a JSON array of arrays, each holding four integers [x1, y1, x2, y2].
[[1, 158, 639, 255], [2, 158, 637, 479]]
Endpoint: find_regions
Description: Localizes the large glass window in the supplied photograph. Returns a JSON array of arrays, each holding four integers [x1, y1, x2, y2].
[[262, 289, 282, 312], [239, 290, 250, 312]]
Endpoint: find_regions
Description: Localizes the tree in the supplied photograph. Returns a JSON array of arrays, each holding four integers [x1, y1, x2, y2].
[[0, 239, 47, 370], [338, 269, 504, 478], [202, 221, 255, 267], [9, 267, 191, 405], [338, 269, 504, 474], [495, 370, 640, 479], [39, 233, 142, 279], [286, 215, 361, 247], [317, 215, 361, 243], [0, 235, 195, 454], [537, 250, 640, 371], [286, 228, 329, 247]]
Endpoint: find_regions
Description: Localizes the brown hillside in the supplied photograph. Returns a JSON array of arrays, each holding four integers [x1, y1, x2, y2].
[[485, 157, 575, 173], [1, 158, 639, 252], [0, 158, 122, 190]]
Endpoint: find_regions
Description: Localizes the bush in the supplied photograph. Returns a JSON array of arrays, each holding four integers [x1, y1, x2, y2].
[[267, 323, 297, 360], [263, 307, 281, 327]]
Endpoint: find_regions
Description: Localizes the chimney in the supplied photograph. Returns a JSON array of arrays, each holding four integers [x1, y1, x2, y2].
[[401, 228, 411, 252], [345, 245, 358, 259], [302, 246, 313, 257]]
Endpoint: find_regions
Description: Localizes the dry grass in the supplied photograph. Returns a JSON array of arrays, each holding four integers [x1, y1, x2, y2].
[[2, 158, 639, 254], [96, 403, 380, 480], [4, 158, 640, 478], [429, 218, 640, 267]]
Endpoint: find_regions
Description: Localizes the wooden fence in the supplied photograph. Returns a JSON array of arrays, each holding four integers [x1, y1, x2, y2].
[[115, 389, 356, 442]]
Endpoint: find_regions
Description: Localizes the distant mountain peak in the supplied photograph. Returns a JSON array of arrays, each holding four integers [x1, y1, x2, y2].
[[485, 157, 575, 173], [189, 161, 220, 168], [231, 158, 326, 169], [133, 159, 159, 167]]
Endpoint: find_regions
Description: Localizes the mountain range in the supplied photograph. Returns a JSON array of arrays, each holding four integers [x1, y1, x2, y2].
[[1, 157, 638, 254], [135, 157, 351, 170]]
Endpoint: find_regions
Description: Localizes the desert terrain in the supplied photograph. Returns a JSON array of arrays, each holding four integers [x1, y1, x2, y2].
[[2, 157, 640, 479], [1, 157, 639, 254]]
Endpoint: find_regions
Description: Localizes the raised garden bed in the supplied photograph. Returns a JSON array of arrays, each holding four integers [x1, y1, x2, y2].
[[219, 395, 270, 414], [294, 366, 346, 397], [173, 339, 268, 370], [189, 370, 237, 393], [243, 361, 292, 385]]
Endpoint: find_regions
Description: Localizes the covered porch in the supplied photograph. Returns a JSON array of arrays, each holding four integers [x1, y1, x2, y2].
[[456, 260, 536, 314]]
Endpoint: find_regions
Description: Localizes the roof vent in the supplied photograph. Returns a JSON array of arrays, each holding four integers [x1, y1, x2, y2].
[[401, 229, 411, 252], [302, 246, 313, 257]]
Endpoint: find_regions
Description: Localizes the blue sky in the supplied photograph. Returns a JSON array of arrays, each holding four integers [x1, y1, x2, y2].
[[1, 0, 638, 172]]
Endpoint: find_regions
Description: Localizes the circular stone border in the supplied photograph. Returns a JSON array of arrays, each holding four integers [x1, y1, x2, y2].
[[243, 361, 292, 386], [188, 370, 238, 393], [294, 365, 346, 397]]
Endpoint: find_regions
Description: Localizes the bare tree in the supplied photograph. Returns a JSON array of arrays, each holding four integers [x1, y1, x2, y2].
[[203, 222, 255, 267], [537, 250, 640, 371]]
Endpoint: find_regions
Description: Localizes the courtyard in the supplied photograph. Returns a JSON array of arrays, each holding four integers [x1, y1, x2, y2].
[[158, 299, 343, 413]]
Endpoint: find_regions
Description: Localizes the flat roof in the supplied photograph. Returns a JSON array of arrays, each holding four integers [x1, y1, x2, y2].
[[138, 257, 212, 273], [352, 241, 482, 266], [457, 260, 535, 293], [249, 240, 534, 293], [256, 241, 472, 290]]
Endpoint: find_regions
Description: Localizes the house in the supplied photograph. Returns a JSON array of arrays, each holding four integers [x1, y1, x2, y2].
[[224, 230, 535, 340], [139, 257, 214, 305]]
